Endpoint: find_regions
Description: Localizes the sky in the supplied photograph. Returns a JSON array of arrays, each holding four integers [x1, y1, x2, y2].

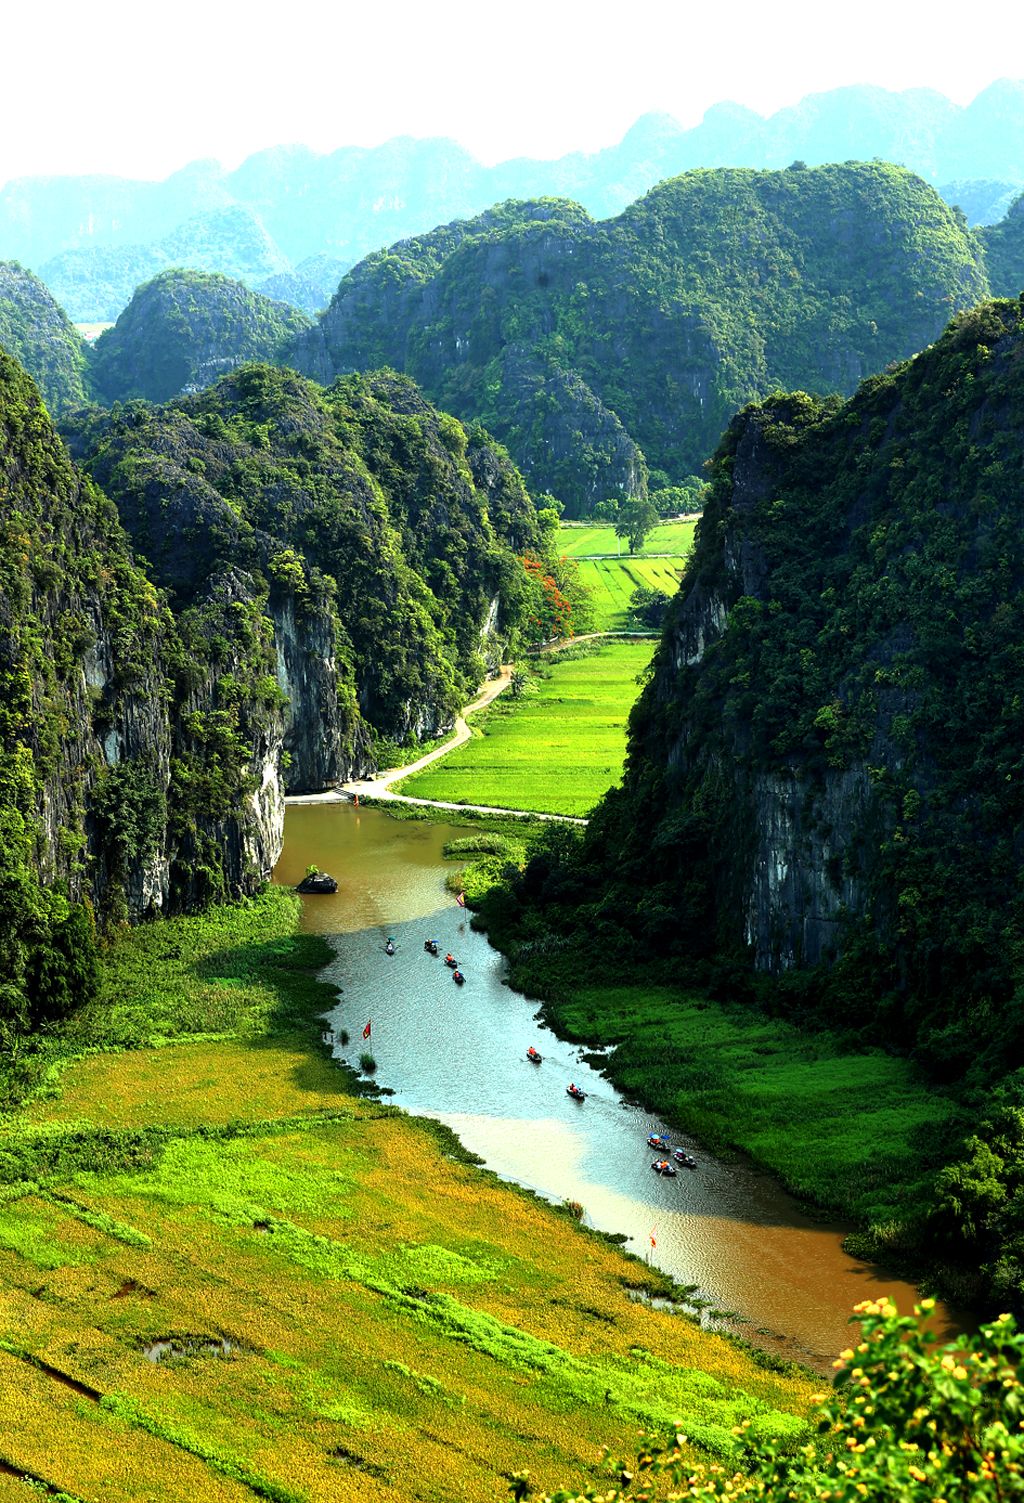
[[3, 0, 1023, 182]]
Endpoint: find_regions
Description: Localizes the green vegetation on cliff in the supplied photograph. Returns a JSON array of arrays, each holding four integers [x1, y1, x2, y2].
[[290, 163, 988, 513], [90, 269, 312, 404], [0, 348, 305, 1049], [0, 260, 93, 412], [68, 364, 544, 763], [471, 298, 1024, 1311], [978, 190, 1024, 296]]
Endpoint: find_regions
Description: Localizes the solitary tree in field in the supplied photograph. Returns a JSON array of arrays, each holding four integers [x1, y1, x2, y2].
[[614, 498, 659, 554]]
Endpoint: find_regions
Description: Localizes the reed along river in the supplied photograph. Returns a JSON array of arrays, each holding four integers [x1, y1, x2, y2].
[[275, 800, 958, 1372]]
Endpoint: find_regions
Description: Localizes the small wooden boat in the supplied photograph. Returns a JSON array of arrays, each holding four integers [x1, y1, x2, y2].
[[651, 1159, 677, 1177], [452, 970, 465, 985], [526, 1047, 542, 1063], [566, 1085, 586, 1101], [673, 1149, 697, 1169], [647, 1134, 670, 1150]]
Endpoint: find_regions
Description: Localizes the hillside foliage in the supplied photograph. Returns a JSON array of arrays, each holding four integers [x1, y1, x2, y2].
[[290, 164, 989, 513]]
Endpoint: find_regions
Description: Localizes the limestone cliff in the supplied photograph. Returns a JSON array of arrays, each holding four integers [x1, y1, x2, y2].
[[288, 164, 989, 515], [0, 351, 284, 961], [65, 363, 542, 789], [561, 298, 1024, 1076]]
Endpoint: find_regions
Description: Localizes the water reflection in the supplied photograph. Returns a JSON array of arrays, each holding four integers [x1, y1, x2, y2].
[[276, 802, 956, 1370]]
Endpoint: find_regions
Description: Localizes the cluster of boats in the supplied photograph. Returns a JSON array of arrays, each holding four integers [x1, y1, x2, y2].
[[381, 934, 695, 1183], [420, 937, 465, 983], [647, 1133, 697, 1176], [526, 1046, 587, 1098]]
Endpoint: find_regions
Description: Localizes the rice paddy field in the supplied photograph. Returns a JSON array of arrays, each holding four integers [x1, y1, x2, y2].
[[577, 557, 686, 630], [397, 641, 655, 816], [556, 519, 698, 559], [0, 892, 812, 1502]]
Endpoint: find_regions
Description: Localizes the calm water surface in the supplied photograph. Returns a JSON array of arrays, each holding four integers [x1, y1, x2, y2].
[[275, 801, 957, 1372]]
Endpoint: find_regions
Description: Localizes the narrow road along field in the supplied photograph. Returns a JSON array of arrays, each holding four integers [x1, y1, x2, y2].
[[394, 640, 655, 818]]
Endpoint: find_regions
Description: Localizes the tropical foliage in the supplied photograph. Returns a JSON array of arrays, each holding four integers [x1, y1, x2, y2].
[[291, 163, 988, 512], [521, 1301, 1024, 1503]]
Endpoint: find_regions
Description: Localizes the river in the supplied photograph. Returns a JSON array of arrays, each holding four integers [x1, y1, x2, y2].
[[274, 800, 957, 1372]]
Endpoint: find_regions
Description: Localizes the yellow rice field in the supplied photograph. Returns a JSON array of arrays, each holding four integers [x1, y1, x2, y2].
[[0, 898, 813, 1501]]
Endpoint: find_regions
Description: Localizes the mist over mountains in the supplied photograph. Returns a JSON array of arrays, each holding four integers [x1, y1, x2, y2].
[[5, 80, 1024, 322]]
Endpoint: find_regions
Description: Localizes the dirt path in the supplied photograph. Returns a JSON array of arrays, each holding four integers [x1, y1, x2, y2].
[[287, 664, 587, 822], [285, 633, 655, 822]]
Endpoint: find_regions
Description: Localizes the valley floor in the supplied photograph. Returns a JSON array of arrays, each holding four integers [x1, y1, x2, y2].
[[0, 890, 812, 1503], [396, 640, 655, 817]]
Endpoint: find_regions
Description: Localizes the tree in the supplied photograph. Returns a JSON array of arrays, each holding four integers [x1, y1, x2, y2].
[[627, 584, 670, 631], [515, 1301, 1024, 1503], [614, 498, 659, 554]]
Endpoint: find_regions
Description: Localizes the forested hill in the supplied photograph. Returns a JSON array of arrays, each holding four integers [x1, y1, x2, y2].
[[509, 296, 1024, 1079], [90, 268, 312, 404], [0, 260, 93, 412], [979, 191, 1024, 296], [2, 347, 546, 1047], [5, 80, 1024, 322], [288, 163, 989, 514], [483, 297, 1024, 1306], [0, 347, 288, 1044], [65, 363, 543, 784]]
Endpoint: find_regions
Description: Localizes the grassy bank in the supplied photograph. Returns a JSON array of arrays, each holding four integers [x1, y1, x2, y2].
[[0, 891, 813, 1501], [396, 640, 654, 816], [557, 519, 697, 558], [576, 557, 686, 630], [529, 979, 963, 1240]]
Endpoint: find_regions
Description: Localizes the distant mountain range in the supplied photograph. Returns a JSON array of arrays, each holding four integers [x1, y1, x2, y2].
[[4, 81, 1024, 322]]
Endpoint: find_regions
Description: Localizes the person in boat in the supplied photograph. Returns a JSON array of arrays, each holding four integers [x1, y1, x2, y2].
[[424, 939, 439, 954], [453, 969, 465, 983], [445, 953, 456, 966]]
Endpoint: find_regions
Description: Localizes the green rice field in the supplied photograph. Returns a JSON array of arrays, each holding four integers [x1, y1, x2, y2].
[[577, 556, 686, 629], [556, 518, 697, 558], [397, 641, 655, 816]]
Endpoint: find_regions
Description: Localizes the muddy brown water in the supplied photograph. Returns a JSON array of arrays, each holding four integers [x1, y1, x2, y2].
[[275, 801, 958, 1372]]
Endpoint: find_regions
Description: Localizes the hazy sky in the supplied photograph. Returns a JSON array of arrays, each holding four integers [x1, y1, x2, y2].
[[3, 0, 1023, 182]]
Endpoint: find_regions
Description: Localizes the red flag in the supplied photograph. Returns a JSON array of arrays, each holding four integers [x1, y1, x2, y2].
[[362, 1021, 371, 1039], [649, 1228, 657, 1249], [455, 891, 466, 908]]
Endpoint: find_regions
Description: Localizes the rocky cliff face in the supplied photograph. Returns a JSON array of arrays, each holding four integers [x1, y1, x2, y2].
[[0, 351, 284, 960], [572, 298, 1024, 1072], [288, 164, 989, 515], [65, 363, 542, 789]]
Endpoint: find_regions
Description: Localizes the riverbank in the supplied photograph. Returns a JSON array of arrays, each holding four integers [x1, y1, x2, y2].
[[0, 889, 814, 1501], [436, 843, 974, 1306]]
